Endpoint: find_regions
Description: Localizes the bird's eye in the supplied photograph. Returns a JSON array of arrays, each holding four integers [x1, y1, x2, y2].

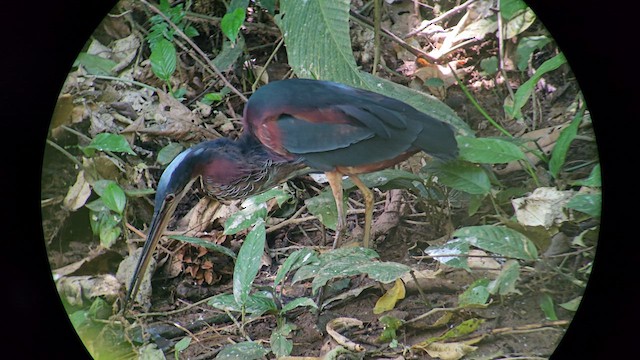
[[165, 193, 176, 202]]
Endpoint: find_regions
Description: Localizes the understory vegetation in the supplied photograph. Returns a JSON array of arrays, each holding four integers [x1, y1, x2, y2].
[[42, 0, 599, 359]]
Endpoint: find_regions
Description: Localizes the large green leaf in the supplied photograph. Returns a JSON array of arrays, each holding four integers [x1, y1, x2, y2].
[[233, 219, 266, 306], [454, 225, 538, 260], [276, 0, 471, 135], [457, 136, 526, 164], [549, 108, 583, 178], [150, 38, 177, 82], [504, 53, 567, 119], [216, 341, 268, 360], [424, 161, 491, 195]]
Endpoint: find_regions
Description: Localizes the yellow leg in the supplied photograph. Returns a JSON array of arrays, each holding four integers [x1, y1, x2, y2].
[[349, 175, 374, 248], [325, 171, 345, 248]]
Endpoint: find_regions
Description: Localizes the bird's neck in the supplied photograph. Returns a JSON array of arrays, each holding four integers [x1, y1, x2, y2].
[[202, 135, 307, 200]]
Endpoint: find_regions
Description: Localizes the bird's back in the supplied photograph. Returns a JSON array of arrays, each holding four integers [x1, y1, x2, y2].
[[243, 79, 458, 171]]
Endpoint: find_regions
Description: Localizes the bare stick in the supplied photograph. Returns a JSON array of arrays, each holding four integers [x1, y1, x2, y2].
[[349, 10, 438, 63], [140, 0, 248, 102], [404, 0, 479, 38]]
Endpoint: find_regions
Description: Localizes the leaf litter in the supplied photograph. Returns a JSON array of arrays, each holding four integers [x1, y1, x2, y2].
[[41, 0, 599, 359]]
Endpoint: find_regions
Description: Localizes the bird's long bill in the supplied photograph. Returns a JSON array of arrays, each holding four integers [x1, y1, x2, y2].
[[124, 178, 196, 309], [124, 199, 178, 309]]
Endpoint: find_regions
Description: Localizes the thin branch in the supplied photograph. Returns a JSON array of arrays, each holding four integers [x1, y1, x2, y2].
[[140, 0, 248, 102], [404, 0, 479, 38], [45, 139, 82, 167], [372, 0, 382, 76], [349, 10, 438, 63]]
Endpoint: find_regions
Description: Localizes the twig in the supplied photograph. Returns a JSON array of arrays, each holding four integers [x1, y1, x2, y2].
[[265, 204, 308, 234], [89, 74, 157, 91], [372, 0, 382, 76], [496, 0, 516, 104], [140, 0, 248, 102], [45, 139, 82, 167], [404, 0, 479, 38], [448, 63, 513, 137], [251, 37, 284, 92], [349, 10, 438, 63]]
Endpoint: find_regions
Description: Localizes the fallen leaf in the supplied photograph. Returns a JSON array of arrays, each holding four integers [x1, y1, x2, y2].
[[512, 187, 574, 228], [63, 170, 92, 211], [423, 341, 478, 360], [374, 278, 406, 314]]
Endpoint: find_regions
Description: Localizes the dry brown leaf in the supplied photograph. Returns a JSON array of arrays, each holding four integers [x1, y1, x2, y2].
[[63, 170, 92, 211], [56, 275, 121, 306], [423, 341, 478, 360]]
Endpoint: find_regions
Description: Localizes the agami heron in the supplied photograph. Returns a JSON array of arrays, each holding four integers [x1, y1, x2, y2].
[[125, 79, 458, 308]]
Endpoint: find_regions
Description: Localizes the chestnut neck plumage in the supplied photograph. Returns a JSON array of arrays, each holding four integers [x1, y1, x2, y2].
[[198, 134, 308, 200]]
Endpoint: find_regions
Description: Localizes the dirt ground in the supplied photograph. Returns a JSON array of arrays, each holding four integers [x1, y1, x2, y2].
[[41, 1, 598, 359]]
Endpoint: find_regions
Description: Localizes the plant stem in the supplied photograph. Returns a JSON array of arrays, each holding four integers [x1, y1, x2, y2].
[[45, 139, 82, 167], [448, 63, 512, 138], [372, 0, 381, 76]]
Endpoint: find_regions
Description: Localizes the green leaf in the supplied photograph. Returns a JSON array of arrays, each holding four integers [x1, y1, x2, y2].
[[215, 342, 268, 360], [344, 169, 423, 192], [458, 278, 491, 306], [500, 0, 528, 20], [354, 262, 411, 284], [221, 8, 245, 43], [425, 238, 470, 270], [504, 7, 536, 39], [157, 142, 184, 166], [539, 294, 558, 321], [259, 0, 276, 14], [150, 38, 177, 82], [68, 310, 89, 329], [504, 53, 567, 119], [101, 181, 126, 214], [213, 36, 245, 71], [281, 297, 317, 313], [99, 220, 121, 248], [549, 109, 583, 178], [311, 258, 371, 294], [424, 160, 491, 195], [440, 318, 484, 340], [276, 0, 471, 135], [244, 292, 278, 316], [208, 292, 277, 316], [270, 324, 294, 358], [378, 315, 403, 343], [274, 248, 317, 287], [487, 260, 521, 296], [454, 225, 538, 260], [83, 133, 135, 156], [169, 235, 237, 259], [174, 336, 191, 357], [208, 293, 241, 312], [458, 136, 526, 164], [224, 203, 267, 235], [480, 56, 498, 76], [184, 25, 199, 38], [243, 187, 292, 207], [201, 92, 224, 105], [566, 193, 601, 218], [571, 164, 601, 187], [74, 52, 117, 76], [233, 219, 266, 306], [516, 36, 552, 71], [305, 191, 344, 230], [559, 296, 582, 311]]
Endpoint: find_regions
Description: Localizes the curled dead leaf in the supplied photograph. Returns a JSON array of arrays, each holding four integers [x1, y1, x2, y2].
[[63, 170, 92, 211]]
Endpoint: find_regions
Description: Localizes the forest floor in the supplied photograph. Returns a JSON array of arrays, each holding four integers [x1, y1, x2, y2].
[[42, 1, 598, 359]]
